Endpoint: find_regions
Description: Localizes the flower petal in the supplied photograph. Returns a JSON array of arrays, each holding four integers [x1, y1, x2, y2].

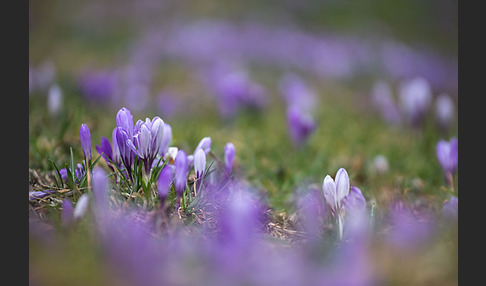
[[322, 175, 337, 213], [335, 168, 350, 204]]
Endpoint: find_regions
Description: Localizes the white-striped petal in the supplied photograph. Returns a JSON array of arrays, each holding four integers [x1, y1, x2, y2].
[[335, 168, 350, 204], [322, 175, 337, 213]]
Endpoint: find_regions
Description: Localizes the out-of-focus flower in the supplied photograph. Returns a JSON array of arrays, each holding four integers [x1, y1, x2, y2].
[[278, 73, 317, 113], [61, 198, 74, 228], [442, 196, 458, 221], [47, 84, 62, 116], [371, 80, 402, 125], [194, 148, 206, 179], [435, 93, 455, 132], [157, 165, 173, 204], [398, 77, 432, 127], [80, 124, 92, 161], [73, 194, 90, 219], [386, 202, 437, 251], [60, 164, 85, 184], [224, 143, 235, 175], [436, 137, 458, 187], [371, 154, 389, 175], [78, 70, 118, 104], [174, 150, 189, 197], [287, 106, 316, 148]]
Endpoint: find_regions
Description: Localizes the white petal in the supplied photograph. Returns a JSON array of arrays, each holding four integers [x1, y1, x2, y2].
[[335, 168, 350, 204], [322, 175, 337, 212]]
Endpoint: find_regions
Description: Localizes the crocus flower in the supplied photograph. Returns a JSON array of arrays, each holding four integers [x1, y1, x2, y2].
[[115, 127, 135, 179], [195, 137, 212, 155], [398, 77, 432, 127], [442, 196, 458, 221], [194, 148, 206, 179], [342, 186, 367, 219], [158, 123, 172, 157], [80, 124, 92, 161], [73, 194, 90, 220], [436, 137, 458, 187], [157, 165, 173, 204], [128, 117, 165, 174], [116, 107, 134, 138], [322, 168, 365, 240], [47, 84, 62, 116], [174, 150, 189, 197], [287, 106, 316, 147], [95, 136, 114, 170], [435, 93, 455, 132], [278, 73, 316, 113], [224, 142, 235, 175]]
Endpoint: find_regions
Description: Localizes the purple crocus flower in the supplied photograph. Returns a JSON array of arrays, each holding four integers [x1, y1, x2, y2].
[[398, 77, 432, 127], [80, 124, 92, 161], [195, 137, 212, 155], [224, 142, 235, 175], [322, 168, 366, 240], [287, 106, 316, 148], [157, 165, 173, 204], [342, 186, 367, 219], [174, 150, 189, 197], [116, 107, 134, 138], [442, 196, 458, 221], [158, 123, 172, 157], [128, 117, 165, 174], [78, 70, 118, 104], [194, 148, 206, 179], [115, 127, 135, 179], [95, 136, 114, 170], [436, 137, 458, 187], [278, 73, 316, 113]]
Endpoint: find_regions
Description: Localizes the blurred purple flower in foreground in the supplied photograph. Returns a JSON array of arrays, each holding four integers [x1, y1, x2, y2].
[[386, 202, 437, 251], [436, 137, 458, 187]]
